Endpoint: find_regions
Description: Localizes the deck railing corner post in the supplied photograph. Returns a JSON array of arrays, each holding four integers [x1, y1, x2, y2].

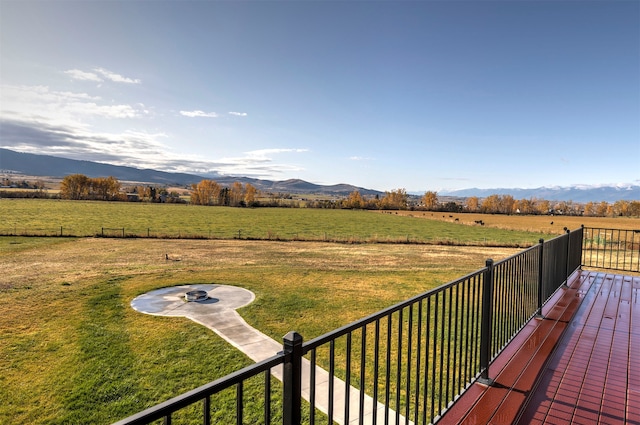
[[564, 228, 571, 286], [283, 331, 303, 425], [479, 258, 494, 385], [536, 239, 545, 318]]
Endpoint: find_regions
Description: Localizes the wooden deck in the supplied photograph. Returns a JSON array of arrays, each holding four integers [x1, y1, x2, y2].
[[438, 270, 639, 425]]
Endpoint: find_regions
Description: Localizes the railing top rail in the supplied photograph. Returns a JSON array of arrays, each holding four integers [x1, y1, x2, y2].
[[583, 226, 640, 232], [112, 353, 284, 425], [493, 242, 540, 267], [303, 266, 486, 352]]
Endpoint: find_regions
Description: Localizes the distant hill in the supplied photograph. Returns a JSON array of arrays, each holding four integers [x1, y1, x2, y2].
[[0, 148, 381, 196], [2, 148, 637, 202], [439, 185, 640, 203]]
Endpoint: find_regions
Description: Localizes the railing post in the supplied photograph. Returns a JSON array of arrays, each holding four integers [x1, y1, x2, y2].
[[283, 331, 303, 425], [536, 239, 545, 318], [479, 259, 494, 385], [579, 224, 585, 269], [564, 228, 571, 286]]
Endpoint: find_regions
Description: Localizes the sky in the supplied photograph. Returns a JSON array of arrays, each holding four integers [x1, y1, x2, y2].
[[1, 0, 638, 192]]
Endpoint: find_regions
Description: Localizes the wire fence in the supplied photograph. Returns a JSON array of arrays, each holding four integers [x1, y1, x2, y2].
[[0, 225, 544, 247]]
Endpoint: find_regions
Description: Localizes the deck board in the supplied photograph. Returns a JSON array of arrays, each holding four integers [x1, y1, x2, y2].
[[437, 270, 639, 425]]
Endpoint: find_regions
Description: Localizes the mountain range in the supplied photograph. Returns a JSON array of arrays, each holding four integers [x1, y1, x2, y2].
[[1, 148, 638, 202], [0, 148, 381, 196], [439, 186, 640, 204]]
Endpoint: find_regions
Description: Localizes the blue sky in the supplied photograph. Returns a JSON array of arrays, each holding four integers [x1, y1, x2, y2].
[[1, 0, 638, 192]]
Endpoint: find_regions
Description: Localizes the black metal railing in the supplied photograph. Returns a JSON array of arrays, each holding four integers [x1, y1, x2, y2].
[[582, 226, 640, 272], [114, 228, 584, 425]]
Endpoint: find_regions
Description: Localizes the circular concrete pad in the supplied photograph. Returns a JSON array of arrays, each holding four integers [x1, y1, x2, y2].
[[131, 284, 255, 317]]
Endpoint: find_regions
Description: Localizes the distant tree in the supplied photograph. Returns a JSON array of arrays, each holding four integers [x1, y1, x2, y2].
[[60, 174, 91, 200], [499, 195, 516, 214], [244, 183, 258, 206], [379, 188, 408, 210], [466, 196, 479, 212], [219, 187, 230, 206], [480, 194, 500, 214], [535, 199, 551, 215], [629, 201, 640, 217], [92, 176, 122, 201], [229, 182, 244, 206], [421, 191, 438, 210], [613, 200, 631, 217], [190, 179, 221, 205], [344, 190, 365, 209]]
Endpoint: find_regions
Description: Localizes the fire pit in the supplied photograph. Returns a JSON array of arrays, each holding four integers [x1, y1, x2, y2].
[[184, 290, 208, 302]]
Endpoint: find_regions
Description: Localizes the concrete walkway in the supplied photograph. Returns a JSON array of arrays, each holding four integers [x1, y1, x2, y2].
[[131, 284, 410, 425]]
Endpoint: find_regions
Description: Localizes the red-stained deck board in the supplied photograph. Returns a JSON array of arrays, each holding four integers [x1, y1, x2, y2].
[[517, 273, 639, 425], [437, 271, 591, 425], [437, 271, 638, 425]]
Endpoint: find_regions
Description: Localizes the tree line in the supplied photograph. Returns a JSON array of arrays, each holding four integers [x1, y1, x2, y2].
[[3, 174, 639, 217]]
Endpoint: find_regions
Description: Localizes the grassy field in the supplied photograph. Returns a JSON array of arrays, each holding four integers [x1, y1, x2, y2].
[[1, 204, 637, 424], [0, 237, 521, 424], [0, 198, 567, 245]]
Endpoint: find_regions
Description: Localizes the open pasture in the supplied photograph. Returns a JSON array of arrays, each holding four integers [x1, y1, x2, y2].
[[385, 210, 640, 233], [0, 237, 521, 424], [1, 202, 636, 423], [0, 198, 563, 246]]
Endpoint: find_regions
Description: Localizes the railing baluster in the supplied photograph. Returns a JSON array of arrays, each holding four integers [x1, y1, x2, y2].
[[345, 332, 351, 425], [359, 325, 366, 425], [445, 286, 452, 403], [204, 395, 210, 425], [264, 371, 270, 425], [406, 305, 412, 422], [414, 301, 422, 425], [373, 319, 380, 425], [439, 289, 447, 412], [236, 381, 243, 425], [396, 309, 402, 425], [329, 340, 335, 424], [431, 292, 438, 420], [310, 349, 316, 425], [422, 296, 431, 425], [385, 314, 392, 425]]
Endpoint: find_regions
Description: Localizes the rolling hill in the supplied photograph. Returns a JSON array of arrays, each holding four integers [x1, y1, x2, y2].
[[0, 148, 382, 196]]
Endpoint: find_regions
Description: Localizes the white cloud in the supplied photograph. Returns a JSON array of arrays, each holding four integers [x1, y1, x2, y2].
[[229, 111, 247, 116], [64, 67, 141, 84], [64, 69, 102, 82], [73, 102, 142, 119], [247, 148, 308, 157], [349, 156, 374, 161], [94, 67, 141, 84], [0, 84, 145, 122], [180, 110, 219, 118]]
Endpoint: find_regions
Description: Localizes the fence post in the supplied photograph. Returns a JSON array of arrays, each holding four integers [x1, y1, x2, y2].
[[536, 239, 545, 318], [479, 259, 494, 385], [283, 331, 303, 425]]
